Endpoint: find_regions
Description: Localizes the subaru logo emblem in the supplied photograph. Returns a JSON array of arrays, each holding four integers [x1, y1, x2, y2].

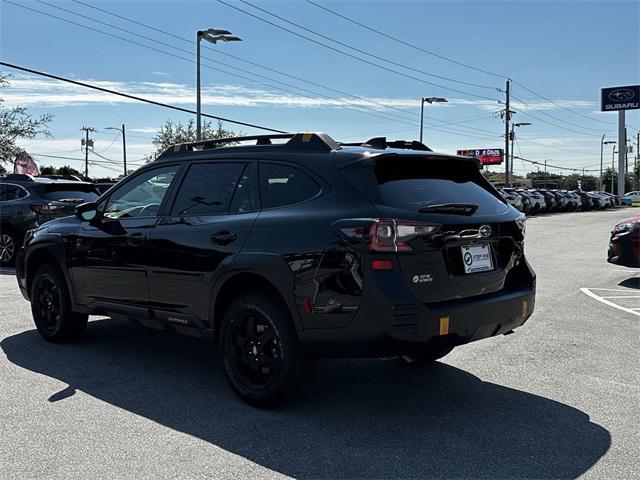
[[479, 225, 492, 237], [608, 89, 635, 102]]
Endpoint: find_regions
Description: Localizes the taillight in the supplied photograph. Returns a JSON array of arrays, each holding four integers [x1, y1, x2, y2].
[[30, 203, 66, 215], [334, 218, 440, 252]]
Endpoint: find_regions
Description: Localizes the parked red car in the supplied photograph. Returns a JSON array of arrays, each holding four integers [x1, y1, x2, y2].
[[608, 214, 640, 268]]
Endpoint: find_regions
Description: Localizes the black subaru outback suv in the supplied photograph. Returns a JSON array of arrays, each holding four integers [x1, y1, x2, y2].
[[16, 133, 535, 406], [0, 174, 99, 266]]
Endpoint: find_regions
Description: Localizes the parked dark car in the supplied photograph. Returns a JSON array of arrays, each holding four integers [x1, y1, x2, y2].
[[0, 174, 99, 266], [575, 191, 594, 210], [16, 133, 536, 406], [607, 214, 640, 268], [537, 190, 558, 212], [93, 180, 118, 195]]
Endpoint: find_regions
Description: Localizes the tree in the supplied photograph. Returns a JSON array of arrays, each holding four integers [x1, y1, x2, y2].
[[39, 164, 86, 180], [0, 73, 52, 167], [148, 119, 240, 161]]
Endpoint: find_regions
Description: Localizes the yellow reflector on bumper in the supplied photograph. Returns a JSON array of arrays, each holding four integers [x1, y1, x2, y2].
[[439, 316, 449, 335]]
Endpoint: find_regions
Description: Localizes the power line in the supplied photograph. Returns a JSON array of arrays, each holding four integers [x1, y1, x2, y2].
[[510, 93, 614, 134], [0, 61, 287, 134], [215, 0, 499, 101], [303, 0, 507, 80], [11, 1, 426, 128], [303, 0, 637, 131], [4, 2, 508, 141], [514, 155, 598, 173], [511, 79, 627, 128], [237, 0, 496, 91]]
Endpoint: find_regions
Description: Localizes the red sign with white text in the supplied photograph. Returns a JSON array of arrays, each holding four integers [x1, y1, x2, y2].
[[457, 148, 504, 165]]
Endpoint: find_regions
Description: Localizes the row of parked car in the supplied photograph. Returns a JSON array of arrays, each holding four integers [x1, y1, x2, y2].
[[496, 187, 622, 214]]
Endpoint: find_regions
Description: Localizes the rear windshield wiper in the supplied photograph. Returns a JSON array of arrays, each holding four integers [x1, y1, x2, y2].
[[418, 203, 478, 215]]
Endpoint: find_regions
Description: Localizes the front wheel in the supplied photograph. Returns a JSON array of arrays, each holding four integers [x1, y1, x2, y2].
[[219, 292, 305, 408], [31, 264, 88, 342]]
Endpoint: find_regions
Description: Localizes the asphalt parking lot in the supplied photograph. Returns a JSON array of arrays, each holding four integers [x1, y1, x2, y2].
[[0, 208, 638, 480]]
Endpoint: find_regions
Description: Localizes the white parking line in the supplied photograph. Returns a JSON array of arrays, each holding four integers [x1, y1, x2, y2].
[[600, 295, 640, 299], [580, 288, 640, 318]]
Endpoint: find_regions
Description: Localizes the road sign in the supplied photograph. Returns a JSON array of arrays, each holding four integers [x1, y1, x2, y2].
[[601, 85, 640, 111], [457, 148, 503, 165]]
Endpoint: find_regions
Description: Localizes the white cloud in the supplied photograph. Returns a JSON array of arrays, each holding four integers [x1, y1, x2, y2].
[[2, 75, 601, 115]]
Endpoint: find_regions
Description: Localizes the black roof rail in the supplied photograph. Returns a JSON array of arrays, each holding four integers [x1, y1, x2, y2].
[[2, 173, 35, 181], [156, 132, 339, 160], [340, 137, 433, 152]]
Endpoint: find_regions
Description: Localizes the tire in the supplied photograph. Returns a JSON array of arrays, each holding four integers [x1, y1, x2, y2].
[[0, 229, 18, 267], [30, 264, 88, 342], [219, 292, 305, 408], [400, 345, 454, 365]]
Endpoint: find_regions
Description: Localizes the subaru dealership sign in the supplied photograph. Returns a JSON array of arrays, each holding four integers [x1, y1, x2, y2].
[[601, 85, 640, 111]]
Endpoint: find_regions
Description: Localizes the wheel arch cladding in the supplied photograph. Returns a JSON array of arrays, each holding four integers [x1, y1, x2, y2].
[[26, 245, 69, 301], [212, 270, 300, 337]]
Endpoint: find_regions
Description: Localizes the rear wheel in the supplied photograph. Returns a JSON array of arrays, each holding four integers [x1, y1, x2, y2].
[[219, 292, 305, 407], [31, 264, 88, 342], [400, 345, 454, 365], [0, 230, 17, 267]]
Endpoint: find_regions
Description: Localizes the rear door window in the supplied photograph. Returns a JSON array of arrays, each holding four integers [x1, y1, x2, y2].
[[172, 162, 247, 216], [375, 158, 507, 215], [259, 163, 321, 209]]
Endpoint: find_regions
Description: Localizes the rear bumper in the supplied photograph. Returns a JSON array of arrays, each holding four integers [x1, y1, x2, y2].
[[298, 259, 536, 357]]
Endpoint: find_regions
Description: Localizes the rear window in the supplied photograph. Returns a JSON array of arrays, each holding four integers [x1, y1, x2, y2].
[[43, 183, 99, 202], [375, 158, 507, 215], [0, 184, 28, 201]]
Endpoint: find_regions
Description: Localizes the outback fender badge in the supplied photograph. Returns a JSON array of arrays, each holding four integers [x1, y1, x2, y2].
[[479, 225, 492, 237]]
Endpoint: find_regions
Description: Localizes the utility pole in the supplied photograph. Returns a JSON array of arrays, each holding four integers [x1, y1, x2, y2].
[[81, 127, 95, 180], [544, 160, 547, 174], [501, 79, 514, 187]]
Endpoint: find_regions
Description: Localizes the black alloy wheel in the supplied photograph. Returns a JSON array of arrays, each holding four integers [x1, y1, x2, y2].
[[220, 293, 304, 407], [31, 264, 88, 342]]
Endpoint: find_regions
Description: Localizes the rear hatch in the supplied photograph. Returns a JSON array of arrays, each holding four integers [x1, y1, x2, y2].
[[341, 153, 523, 304], [33, 182, 99, 219]]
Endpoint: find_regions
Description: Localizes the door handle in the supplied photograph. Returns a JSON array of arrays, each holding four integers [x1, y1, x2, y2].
[[211, 230, 237, 246], [128, 232, 146, 246]]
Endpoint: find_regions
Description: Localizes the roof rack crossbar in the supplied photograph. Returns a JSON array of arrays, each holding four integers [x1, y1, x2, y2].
[[339, 137, 432, 152], [157, 132, 338, 160]]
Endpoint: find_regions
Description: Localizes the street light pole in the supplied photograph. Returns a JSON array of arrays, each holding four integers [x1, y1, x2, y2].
[[105, 124, 127, 176], [419, 96, 447, 144], [510, 122, 531, 186], [611, 146, 617, 194], [600, 139, 616, 192], [196, 28, 242, 141]]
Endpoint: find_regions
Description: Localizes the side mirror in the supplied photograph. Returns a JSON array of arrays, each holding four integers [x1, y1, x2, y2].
[[75, 202, 98, 222]]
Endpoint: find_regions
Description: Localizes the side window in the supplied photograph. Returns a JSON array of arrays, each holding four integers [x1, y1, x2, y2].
[[172, 163, 246, 216], [0, 184, 27, 202], [103, 165, 179, 219], [260, 163, 321, 209]]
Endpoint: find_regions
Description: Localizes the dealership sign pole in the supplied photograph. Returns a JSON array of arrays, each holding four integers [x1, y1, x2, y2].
[[601, 85, 639, 195]]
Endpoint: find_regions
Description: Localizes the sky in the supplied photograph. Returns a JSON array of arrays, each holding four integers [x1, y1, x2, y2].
[[1, 0, 639, 178]]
